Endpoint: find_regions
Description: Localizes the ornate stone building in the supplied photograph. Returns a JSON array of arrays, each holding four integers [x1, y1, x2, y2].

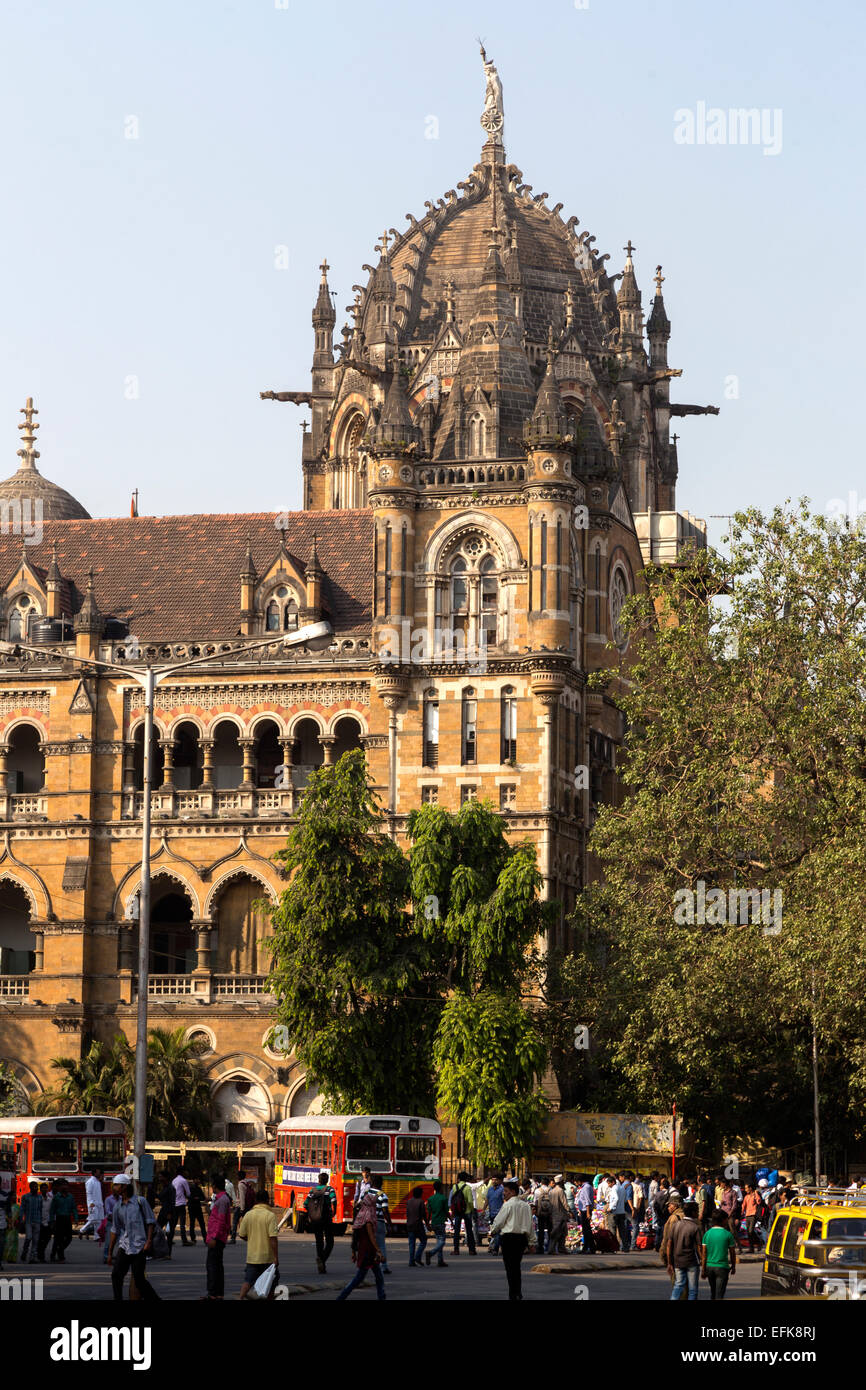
[[0, 55, 712, 1137]]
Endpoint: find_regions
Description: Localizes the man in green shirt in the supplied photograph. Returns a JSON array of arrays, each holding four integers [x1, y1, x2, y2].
[[701, 1209, 737, 1300], [424, 1179, 449, 1267]]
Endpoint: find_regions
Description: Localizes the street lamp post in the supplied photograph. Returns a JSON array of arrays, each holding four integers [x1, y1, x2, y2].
[[1, 618, 334, 1185]]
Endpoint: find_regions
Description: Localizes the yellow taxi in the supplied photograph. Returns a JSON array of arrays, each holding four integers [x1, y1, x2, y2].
[[761, 1187, 866, 1299]]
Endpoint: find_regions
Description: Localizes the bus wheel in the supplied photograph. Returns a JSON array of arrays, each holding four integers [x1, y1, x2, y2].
[[292, 1203, 306, 1234]]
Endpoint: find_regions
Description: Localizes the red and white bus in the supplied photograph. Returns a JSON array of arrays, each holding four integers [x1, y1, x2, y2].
[[274, 1115, 441, 1232], [0, 1115, 127, 1211]]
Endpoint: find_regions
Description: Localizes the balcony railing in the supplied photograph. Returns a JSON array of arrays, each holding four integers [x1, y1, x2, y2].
[[0, 975, 29, 998], [9, 794, 48, 818], [212, 975, 270, 997], [124, 788, 294, 819]]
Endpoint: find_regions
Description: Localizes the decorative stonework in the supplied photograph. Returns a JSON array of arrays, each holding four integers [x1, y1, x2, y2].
[[124, 681, 371, 729], [0, 690, 49, 716]]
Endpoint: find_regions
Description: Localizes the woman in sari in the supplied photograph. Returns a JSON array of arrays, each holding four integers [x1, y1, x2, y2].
[[335, 1191, 386, 1300]]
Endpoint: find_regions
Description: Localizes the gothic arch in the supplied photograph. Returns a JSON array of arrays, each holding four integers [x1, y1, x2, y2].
[[3, 716, 48, 742], [206, 1052, 278, 1089], [205, 712, 246, 737], [115, 867, 203, 923], [0, 866, 50, 920], [248, 712, 289, 739], [287, 711, 326, 737], [165, 713, 208, 739], [325, 710, 368, 737], [423, 510, 522, 573], [204, 866, 279, 919]]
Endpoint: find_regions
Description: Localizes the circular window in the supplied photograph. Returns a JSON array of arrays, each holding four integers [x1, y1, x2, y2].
[[185, 1026, 215, 1055], [235, 1081, 252, 1096], [609, 566, 630, 650], [18, 596, 30, 609], [276, 586, 289, 598]]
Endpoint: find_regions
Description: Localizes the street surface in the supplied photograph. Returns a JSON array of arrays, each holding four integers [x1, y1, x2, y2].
[[11, 1230, 764, 1302]]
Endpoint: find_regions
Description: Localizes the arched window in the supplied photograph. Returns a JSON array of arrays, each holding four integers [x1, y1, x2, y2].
[[609, 564, 631, 649], [423, 689, 439, 768], [253, 719, 282, 788], [468, 414, 486, 458], [0, 881, 36, 974], [451, 557, 468, 624], [6, 725, 45, 794], [263, 586, 301, 634], [480, 555, 498, 643], [7, 595, 39, 642], [173, 721, 202, 790], [501, 686, 517, 763], [212, 720, 243, 790], [461, 688, 477, 765]]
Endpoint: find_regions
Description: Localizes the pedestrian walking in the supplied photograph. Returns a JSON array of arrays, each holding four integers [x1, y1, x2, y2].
[[485, 1174, 506, 1255], [21, 1179, 43, 1263], [533, 1177, 553, 1254], [49, 1180, 75, 1262], [238, 1191, 279, 1299], [630, 1174, 646, 1251], [187, 1178, 208, 1244], [336, 1191, 386, 1300], [36, 1182, 54, 1262], [79, 1169, 104, 1241], [102, 1184, 119, 1264], [718, 1179, 738, 1238], [489, 1178, 532, 1301], [652, 1178, 671, 1250], [107, 1174, 159, 1301], [741, 1183, 761, 1252], [605, 1173, 627, 1251], [4, 1193, 20, 1264], [577, 1175, 596, 1254], [547, 1175, 570, 1255], [701, 1210, 737, 1299], [156, 1172, 177, 1252], [405, 1186, 429, 1267], [172, 1167, 191, 1246], [231, 1169, 256, 1244], [667, 1200, 702, 1300], [424, 1179, 449, 1267], [449, 1171, 476, 1256], [370, 1180, 393, 1273], [617, 1172, 634, 1252], [304, 1170, 337, 1274], [203, 1174, 232, 1300]]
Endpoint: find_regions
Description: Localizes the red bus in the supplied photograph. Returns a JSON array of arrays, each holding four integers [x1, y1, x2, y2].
[[274, 1114, 441, 1232], [0, 1115, 127, 1212]]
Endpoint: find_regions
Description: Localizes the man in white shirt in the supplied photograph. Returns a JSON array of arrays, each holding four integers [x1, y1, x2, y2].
[[80, 1169, 105, 1241], [172, 1167, 191, 1247], [606, 1176, 625, 1249], [490, 1178, 533, 1301]]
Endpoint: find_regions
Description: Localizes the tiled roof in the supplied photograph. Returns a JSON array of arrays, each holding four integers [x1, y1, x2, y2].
[[0, 511, 373, 640]]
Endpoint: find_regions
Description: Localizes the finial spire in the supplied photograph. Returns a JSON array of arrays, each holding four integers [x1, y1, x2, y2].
[[623, 239, 636, 264], [319, 258, 330, 281], [654, 264, 665, 294], [16, 396, 41, 471]]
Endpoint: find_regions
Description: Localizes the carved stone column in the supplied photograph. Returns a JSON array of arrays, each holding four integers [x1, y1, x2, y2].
[[121, 740, 136, 793], [0, 743, 9, 817], [200, 738, 215, 790], [239, 737, 256, 790], [32, 925, 44, 972], [161, 738, 176, 791], [318, 735, 337, 766], [118, 926, 135, 971], [194, 922, 211, 972]]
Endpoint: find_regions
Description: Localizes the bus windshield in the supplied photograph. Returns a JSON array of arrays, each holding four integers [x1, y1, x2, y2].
[[32, 1137, 78, 1171], [826, 1218, 866, 1264], [395, 1136, 437, 1174], [82, 1136, 125, 1168], [345, 1134, 391, 1172]]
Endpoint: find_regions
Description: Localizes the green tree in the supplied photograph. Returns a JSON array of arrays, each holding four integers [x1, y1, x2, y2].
[[267, 754, 553, 1164], [557, 503, 866, 1155], [266, 749, 438, 1114], [35, 1029, 213, 1140], [0, 1060, 19, 1117], [408, 798, 553, 1166]]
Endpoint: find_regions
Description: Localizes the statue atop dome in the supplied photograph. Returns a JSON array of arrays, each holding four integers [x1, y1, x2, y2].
[[479, 42, 504, 147]]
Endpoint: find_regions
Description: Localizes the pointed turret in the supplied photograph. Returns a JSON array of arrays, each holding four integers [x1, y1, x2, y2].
[[46, 540, 62, 619], [647, 264, 671, 369], [239, 536, 257, 635], [617, 240, 645, 365], [312, 259, 336, 368], [525, 329, 570, 446], [304, 530, 324, 617], [74, 568, 103, 659], [367, 358, 422, 454], [366, 232, 397, 358]]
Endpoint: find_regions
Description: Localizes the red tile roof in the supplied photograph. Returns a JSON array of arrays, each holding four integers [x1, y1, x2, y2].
[[0, 511, 373, 640]]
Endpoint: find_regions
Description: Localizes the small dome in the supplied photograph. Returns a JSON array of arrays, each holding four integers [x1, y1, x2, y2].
[[1, 397, 91, 521], [0, 465, 91, 521]]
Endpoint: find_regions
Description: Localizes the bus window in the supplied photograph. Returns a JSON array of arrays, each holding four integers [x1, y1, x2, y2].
[[395, 1136, 438, 1174], [0, 1137, 15, 1172], [32, 1137, 78, 1171], [766, 1216, 789, 1257], [826, 1217, 866, 1265], [345, 1134, 391, 1172], [82, 1136, 125, 1168]]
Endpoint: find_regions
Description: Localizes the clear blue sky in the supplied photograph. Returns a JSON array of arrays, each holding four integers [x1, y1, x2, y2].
[[1, 0, 863, 548]]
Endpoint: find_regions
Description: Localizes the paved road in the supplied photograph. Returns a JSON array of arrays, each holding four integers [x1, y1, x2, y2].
[[8, 1230, 764, 1302]]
